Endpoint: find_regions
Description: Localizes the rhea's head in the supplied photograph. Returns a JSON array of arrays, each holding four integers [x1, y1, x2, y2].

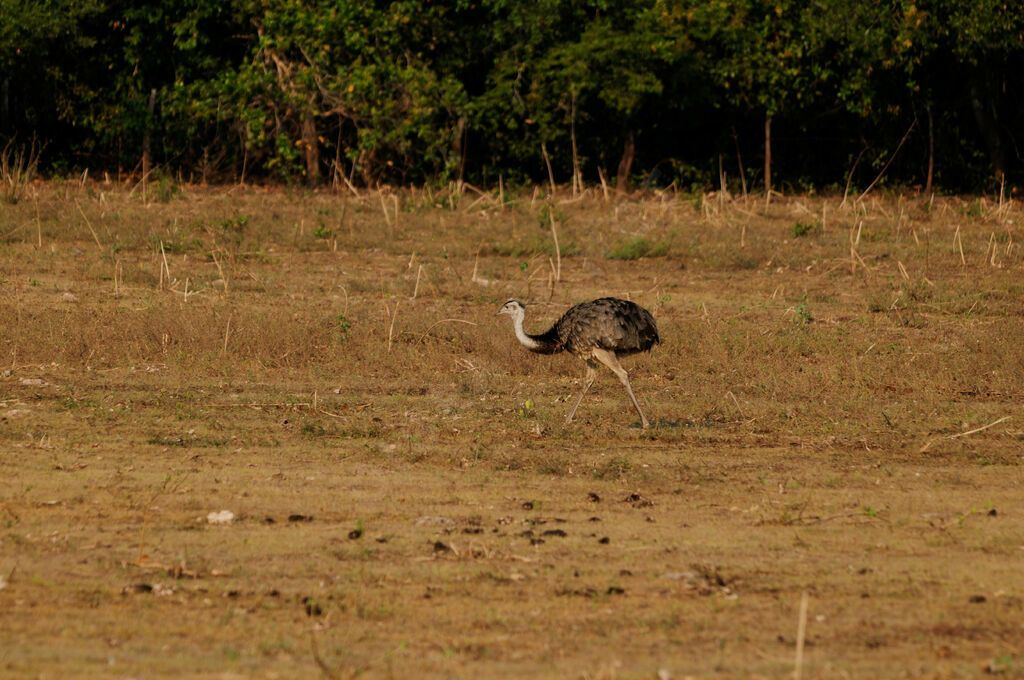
[[495, 299, 526, 319]]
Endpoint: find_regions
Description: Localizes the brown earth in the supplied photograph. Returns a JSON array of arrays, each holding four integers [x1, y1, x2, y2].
[[1, 183, 1022, 678]]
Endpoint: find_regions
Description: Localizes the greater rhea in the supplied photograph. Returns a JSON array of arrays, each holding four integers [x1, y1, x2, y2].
[[496, 297, 660, 427]]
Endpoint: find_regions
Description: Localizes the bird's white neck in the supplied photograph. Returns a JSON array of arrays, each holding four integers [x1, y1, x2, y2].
[[511, 312, 542, 350]]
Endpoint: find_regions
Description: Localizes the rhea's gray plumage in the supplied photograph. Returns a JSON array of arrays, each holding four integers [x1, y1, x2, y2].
[[496, 297, 660, 427]]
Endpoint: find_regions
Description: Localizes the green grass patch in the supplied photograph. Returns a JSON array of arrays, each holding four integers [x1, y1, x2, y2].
[[606, 237, 670, 260]]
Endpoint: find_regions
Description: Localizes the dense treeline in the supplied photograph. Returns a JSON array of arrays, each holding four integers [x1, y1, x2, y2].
[[2, 0, 1022, 192]]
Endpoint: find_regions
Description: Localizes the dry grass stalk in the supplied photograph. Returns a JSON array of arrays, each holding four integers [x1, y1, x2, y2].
[[872, 197, 892, 220], [384, 298, 400, 353], [849, 226, 860, 274], [718, 155, 730, 209], [412, 264, 423, 299], [857, 118, 916, 203], [847, 220, 871, 273], [557, 189, 589, 206], [540, 143, 556, 197], [953, 225, 966, 266], [1, 138, 40, 204], [985, 232, 997, 267], [222, 313, 232, 355], [166, 277, 201, 302], [113, 259, 123, 297], [158, 240, 171, 290], [548, 209, 561, 282], [127, 167, 155, 201], [463, 192, 492, 213], [725, 390, 745, 418], [794, 590, 809, 680], [210, 249, 229, 292], [378, 189, 392, 231], [852, 249, 870, 273], [897, 261, 910, 281], [471, 248, 492, 286], [340, 172, 360, 197], [76, 202, 103, 248], [840, 148, 867, 208], [597, 167, 610, 202]]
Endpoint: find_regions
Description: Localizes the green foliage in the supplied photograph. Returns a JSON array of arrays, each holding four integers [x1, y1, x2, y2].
[[491, 235, 580, 258], [793, 302, 812, 325], [2, 0, 1023, 189], [793, 295, 813, 324], [791, 221, 815, 237], [607, 237, 669, 260], [150, 169, 181, 203], [335, 314, 351, 341], [312, 223, 333, 240]]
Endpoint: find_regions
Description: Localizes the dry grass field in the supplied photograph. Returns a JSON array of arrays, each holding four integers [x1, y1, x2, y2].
[[1, 180, 1023, 679]]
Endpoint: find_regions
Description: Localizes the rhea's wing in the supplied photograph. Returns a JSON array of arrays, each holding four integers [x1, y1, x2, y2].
[[556, 298, 659, 354]]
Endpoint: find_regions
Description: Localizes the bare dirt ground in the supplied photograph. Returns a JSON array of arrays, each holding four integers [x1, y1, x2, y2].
[[1, 183, 1023, 679]]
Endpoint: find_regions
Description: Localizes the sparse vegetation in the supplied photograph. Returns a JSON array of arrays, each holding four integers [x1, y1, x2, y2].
[[1, 183, 1022, 678]]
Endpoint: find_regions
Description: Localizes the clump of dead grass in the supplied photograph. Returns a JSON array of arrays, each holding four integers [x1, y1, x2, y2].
[[0, 138, 41, 205]]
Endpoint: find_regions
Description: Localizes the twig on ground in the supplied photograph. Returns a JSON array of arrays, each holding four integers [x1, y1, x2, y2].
[[794, 590, 809, 680], [950, 415, 1012, 439], [416, 318, 478, 344]]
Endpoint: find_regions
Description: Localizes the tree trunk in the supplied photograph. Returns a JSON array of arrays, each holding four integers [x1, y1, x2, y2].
[[302, 111, 320, 187], [925, 105, 934, 195], [616, 131, 635, 194], [456, 117, 467, 183], [1, 78, 9, 131], [764, 113, 772, 206], [141, 88, 157, 198], [732, 126, 747, 200], [570, 93, 581, 196], [969, 76, 1005, 183]]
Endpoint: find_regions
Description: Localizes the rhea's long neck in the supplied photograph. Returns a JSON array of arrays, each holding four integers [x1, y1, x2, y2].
[[511, 313, 559, 353]]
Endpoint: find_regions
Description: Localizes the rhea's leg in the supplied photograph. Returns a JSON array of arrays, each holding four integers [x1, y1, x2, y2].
[[592, 349, 650, 428], [565, 362, 597, 424]]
